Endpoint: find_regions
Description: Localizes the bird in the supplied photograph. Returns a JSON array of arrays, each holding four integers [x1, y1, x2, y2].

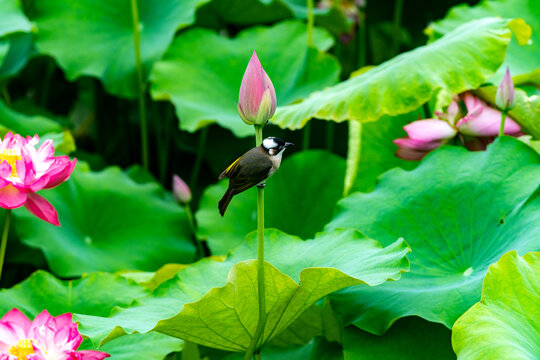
[[218, 136, 294, 216]]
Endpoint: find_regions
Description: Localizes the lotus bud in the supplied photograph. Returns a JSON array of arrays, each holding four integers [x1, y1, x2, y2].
[[496, 67, 515, 111], [237, 51, 277, 126], [173, 174, 191, 204]]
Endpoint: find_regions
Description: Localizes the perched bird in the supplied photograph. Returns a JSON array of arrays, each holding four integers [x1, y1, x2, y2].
[[218, 137, 294, 216]]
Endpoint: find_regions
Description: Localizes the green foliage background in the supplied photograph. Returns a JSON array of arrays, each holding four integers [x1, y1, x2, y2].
[[0, 0, 538, 359]]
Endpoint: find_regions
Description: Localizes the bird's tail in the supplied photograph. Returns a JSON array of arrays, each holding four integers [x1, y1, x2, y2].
[[219, 187, 234, 217]]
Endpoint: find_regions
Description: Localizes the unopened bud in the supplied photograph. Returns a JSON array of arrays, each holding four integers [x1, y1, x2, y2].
[[172, 174, 191, 204], [496, 67, 515, 111], [237, 51, 277, 126]]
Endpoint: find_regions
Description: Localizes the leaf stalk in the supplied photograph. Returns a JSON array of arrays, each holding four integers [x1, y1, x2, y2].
[[0, 209, 11, 281], [130, 0, 149, 170]]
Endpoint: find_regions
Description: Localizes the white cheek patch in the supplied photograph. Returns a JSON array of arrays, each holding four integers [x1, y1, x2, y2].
[[263, 138, 278, 149]]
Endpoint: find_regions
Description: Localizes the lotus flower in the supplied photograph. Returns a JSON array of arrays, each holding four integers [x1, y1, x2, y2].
[[237, 51, 277, 126], [0, 308, 109, 360], [394, 93, 522, 160], [172, 174, 191, 204], [0, 133, 76, 226], [456, 93, 520, 137]]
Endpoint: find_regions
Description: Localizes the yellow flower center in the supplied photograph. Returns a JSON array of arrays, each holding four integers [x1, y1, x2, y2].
[[9, 339, 35, 359], [0, 149, 21, 177]]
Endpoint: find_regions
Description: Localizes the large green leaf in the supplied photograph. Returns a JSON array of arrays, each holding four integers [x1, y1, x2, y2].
[[0, 270, 182, 359], [426, 0, 539, 81], [150, 21, 340, 137], [0, 0, 32, 36], [14, 166, 196, 276], [0, 270, 148, 316], [0, 98, 62, 134], [347, 111, 422, 194], [325, 137, 540, 334], [26, 0, 211, 98], [80, 332, 183, 360], [204, 337, 343, 360], [452, 251, 540, 360], [271, 18, 516, 130], [269, 299, 342, 347], [0, 32, 33, 79], [75, 229, 409, 351], [196, 150, 346, 254], [343, 317, 455, 360]]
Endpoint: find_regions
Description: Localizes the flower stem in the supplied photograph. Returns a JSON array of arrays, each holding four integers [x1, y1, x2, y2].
[[0, 209, 11, 281], [130, 0, 149, 170], [307, 0, 314, 47], [185, 204, 204, 259], [244, 125, 267, 360], [499, 110, 507, 137], [392, 0, 404, 55]]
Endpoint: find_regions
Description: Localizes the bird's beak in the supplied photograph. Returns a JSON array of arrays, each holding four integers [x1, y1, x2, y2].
[[285, 142, 295, 147]]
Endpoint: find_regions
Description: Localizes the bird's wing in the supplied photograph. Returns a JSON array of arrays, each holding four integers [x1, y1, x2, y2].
[[231, 149, 273, 193], [218, 154, 243, 180]]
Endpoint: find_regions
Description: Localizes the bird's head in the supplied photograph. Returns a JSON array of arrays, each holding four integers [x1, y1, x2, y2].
[[262, 137, 294, 156]]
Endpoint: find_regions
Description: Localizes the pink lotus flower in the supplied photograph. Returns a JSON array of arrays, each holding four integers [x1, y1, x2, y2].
[[394, 93, 522, 160], [456, 93, 521, 136], [0, 133, 76, 226], [0, 308, 109, 360], [237, 51, 277, 126]]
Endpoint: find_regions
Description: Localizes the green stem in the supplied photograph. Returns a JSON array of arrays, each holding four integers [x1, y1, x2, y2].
[[254, 352, 262, 360], [0, 209, 11, 281], [190, 127, 209, 191], [499, 110, 507, 137], [181, 340, 200, 360], [344, 121, 362, 196], [244, 125, 266, 360], [130, 0, 149, 170], [307, 0, 314, 47], [1, 83, 10, 105], [185, 204, 204, 259], [392, 0, 404, 55], [357, 9, 367, 69]]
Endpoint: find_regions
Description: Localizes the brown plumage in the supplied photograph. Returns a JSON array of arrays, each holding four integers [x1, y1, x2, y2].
[[218, 146, 273, 216]]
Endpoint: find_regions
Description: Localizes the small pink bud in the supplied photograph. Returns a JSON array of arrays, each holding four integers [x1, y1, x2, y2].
[[496, 67, 515, 110], [173, 174, 191, 204], [237, 51, 277, 126]]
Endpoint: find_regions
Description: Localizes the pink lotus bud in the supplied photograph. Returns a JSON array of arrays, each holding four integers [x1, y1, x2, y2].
[[173, 174, 191, 204], [237, 51, 277, 126], [496, 67, 515, 110]]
